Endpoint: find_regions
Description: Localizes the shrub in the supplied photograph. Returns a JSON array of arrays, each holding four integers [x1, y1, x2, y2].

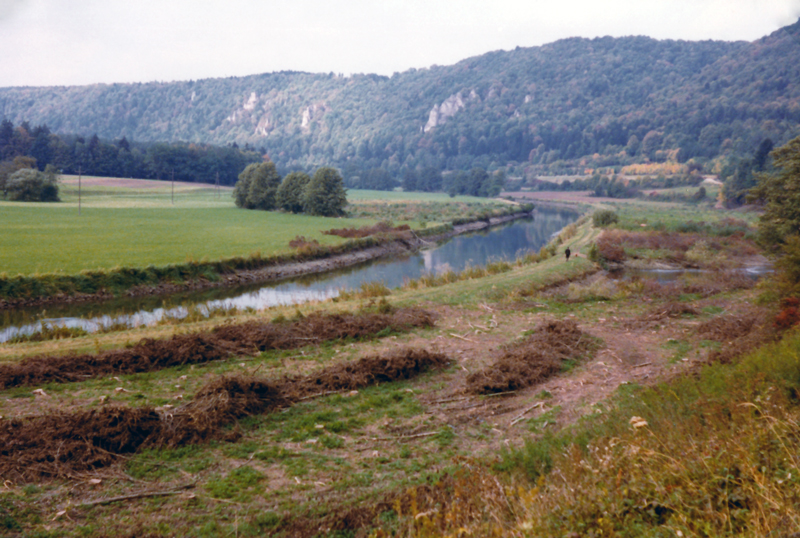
[[587, 242, 599, 262], [6, 167, 59, 202], [775, 297, 800, 329], [592, 209, 619, 227], [595, 234, 626, 263]]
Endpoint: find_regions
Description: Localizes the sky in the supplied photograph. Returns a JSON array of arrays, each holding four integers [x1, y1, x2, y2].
[[1, 0, 799, 88]]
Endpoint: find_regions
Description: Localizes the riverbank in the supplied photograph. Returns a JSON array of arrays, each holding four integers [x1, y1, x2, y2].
[[2, 202, 792, 537], [0, 206, 537, 310]]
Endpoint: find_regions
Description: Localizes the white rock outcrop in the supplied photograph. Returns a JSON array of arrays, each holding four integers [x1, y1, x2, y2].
[[301, 103, 327, 130], [423, 92, 467, 133], [243, 92, 258, 111]]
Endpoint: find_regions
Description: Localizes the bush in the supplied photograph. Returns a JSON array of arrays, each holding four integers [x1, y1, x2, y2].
[[6, 167, 59, 202], [596, 234, 626, 263], [592, 209, 619, 227], [587, 242, 599, 262]]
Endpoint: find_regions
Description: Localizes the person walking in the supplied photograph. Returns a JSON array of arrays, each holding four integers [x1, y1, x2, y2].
[[565, 247, 571, 261]]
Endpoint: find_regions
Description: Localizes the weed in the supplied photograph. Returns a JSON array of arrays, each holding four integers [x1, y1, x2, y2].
[[253, 512, 283, 531], [318, 434, 345, 449], [205, 466, 265, 501], [665, 338, 692, 363], [7, 324, 89, 344]]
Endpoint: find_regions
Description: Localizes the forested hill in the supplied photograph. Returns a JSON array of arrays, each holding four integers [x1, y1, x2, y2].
[[2, 20, 800, 177]]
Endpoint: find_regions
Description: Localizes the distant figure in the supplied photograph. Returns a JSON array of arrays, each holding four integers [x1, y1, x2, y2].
[[565, 247, 571, 261]]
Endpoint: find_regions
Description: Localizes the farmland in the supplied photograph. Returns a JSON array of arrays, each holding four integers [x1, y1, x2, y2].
[[0, 177, 505, 277], [1, 186, 797, 537]]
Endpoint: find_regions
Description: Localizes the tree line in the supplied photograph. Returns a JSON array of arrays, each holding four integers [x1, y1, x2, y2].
[[0, 119, 262, 187]]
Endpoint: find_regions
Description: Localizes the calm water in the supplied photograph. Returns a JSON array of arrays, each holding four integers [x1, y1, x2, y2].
[[1, 207, 577, 342]]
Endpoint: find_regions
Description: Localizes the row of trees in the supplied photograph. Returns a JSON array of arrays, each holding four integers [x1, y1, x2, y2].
[[0, 119, 262, 186], [530, 170, 704, 199], [233, 163, 347, 216]]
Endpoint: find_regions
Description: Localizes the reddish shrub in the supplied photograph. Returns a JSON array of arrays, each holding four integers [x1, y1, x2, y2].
[[775, 297, 800, 329], [288, 235, 320, 249], [596, 234, 626, 263], [323, 222, 411, 239]]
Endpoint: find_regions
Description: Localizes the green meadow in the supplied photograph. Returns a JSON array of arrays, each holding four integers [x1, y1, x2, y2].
[[1, 178, 380, 276], [0, 177, 510, 277], [0, 205, 382, 275]]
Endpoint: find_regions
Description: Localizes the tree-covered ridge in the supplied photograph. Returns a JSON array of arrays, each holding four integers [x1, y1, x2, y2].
[[1, 20, 799, 177]]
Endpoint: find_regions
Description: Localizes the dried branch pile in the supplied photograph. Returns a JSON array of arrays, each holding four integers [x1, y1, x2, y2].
[[467, 319, 595, 394], [0, 347, 449, 481], [0, 307, 435, 389]]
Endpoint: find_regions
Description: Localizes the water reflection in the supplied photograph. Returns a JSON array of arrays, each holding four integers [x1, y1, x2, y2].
[[1, 207, 577, 342]]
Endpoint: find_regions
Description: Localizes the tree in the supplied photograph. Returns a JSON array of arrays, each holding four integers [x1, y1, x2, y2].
[[276, 171, 311, 213], [402, 169, 418, 191], [753, 138, 774, 171], [6, 167, 59, 202], [302, 167, 347, 216], [233, 161, 281, 210], [0, 119, 13, 159], [418, 167, 442, 192], [0, 155, 37, 198], [749, 136, 800, 252], [721, 158, 755, 206], [641, 131, 662, 162]]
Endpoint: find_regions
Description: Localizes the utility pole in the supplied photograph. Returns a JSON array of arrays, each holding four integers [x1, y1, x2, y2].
[[78, 166, 82, 216], [171, 168, 175, 205]]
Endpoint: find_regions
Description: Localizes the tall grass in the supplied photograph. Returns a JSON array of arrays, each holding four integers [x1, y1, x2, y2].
[[382, 328, 800, 537]]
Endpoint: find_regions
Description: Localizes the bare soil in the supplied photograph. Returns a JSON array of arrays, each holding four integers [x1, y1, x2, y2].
[[60, 177, 214, 190]]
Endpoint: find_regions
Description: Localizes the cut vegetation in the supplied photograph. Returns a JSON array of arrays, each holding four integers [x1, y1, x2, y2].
[[1, 183, 798, 538]]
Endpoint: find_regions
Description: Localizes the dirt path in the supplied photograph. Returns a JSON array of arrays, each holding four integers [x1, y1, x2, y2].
[[0, 258, 770, 536]]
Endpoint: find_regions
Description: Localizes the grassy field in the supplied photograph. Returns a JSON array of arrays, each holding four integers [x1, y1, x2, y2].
[[0, 205, 379, 275], [0, 177, 512, 276]]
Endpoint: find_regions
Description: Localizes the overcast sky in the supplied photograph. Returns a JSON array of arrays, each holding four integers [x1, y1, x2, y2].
[[1, 0, 799, 88]]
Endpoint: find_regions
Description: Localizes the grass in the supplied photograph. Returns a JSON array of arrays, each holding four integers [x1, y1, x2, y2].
[[484, 331, 800, 537], [345, 190, 500, 204], [0, 176, 521, 297], [0, 206, 378, 275], [2, 194, 788, 537], [613, 202, 758, 235]]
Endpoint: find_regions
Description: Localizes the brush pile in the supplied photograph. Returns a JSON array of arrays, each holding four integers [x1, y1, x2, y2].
[[0, 307, 436, 389], [0, 347, 449, 481], [467, 319, 595, 394]]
